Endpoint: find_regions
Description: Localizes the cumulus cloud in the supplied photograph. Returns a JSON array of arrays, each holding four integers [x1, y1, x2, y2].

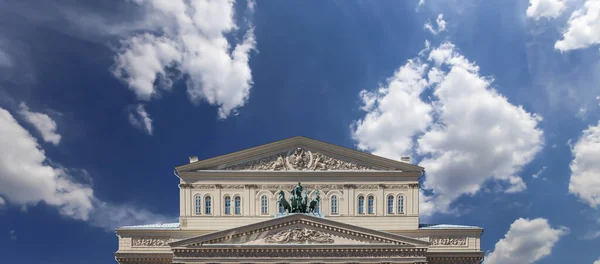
[[424, 14, 447, 35], [128, 104, 153, 135], [351, 59, 433, 160], [0, 108, 91, 219], [113, 0, 256, 119], [0, 107, 172, 229], [17, 102, 61, 145], [352, 42, 543, 216], [485, 218, 568, 264], [595, 257, 600, 264], [569, 121, 600, 208], [555, 0, 600, 51], [526, 0, 567, 20]]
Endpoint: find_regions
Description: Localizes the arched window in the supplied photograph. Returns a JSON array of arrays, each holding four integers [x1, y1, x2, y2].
[[367, 195, 374, 214], [261, 195, 268, 215], [397, 195, 405, 214], [331, 195, 338, 215], [387, 195, 394, 214], [358, 195, 365, 214], [195, 195, 201, 215], [205, 196, 212, 215], [234, 196, 241, 215], [224, 196, 231, 215]]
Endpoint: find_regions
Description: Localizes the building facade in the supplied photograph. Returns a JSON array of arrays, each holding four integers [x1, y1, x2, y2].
[[115, 136, 484, 263]]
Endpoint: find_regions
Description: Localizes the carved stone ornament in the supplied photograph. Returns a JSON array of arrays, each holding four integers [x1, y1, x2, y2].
[[132, 237, 170, 247], [430, 236, 467, 246], [264, 228, 335, 244], [218, 147, 376, 171]]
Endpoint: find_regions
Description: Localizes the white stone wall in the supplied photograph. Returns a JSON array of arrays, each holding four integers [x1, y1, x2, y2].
[[179, 182, 420, 231]]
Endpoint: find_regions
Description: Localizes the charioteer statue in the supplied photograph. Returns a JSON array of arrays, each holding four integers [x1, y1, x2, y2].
[[277, 182, 320, 215]]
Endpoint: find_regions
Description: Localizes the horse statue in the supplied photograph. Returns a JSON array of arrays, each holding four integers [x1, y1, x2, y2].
[[277, 190, 292, 213], [300, 189, 310, 213], [308, 189, 320, 214]]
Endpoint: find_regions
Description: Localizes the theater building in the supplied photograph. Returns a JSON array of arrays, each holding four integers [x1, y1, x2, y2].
[[115, 136, 484, 263]]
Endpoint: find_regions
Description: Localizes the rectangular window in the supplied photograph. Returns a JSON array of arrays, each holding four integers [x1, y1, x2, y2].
[[224, 196, 231, 215], [235, 197, 241, 215], [205, 196, 212, 215], [368, 196, 374, 214], [331, 196, 338, 215], [358, 196, 364, 214], [398, 195, 404, 214], [261, 195, 268, 215], [195, 195, 201, 215]]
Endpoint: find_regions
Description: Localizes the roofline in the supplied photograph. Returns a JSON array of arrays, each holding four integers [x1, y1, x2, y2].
[[175, 136, 424, 172]]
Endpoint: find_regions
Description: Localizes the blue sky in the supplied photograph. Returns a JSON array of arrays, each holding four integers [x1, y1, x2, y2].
[[0, 0, 599, 263]]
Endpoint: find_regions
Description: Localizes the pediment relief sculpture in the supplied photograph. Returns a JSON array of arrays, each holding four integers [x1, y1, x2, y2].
[[213, 147, 377, 171], [264, 228, 334, 244]]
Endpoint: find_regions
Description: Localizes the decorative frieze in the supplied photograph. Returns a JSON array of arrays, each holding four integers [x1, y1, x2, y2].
[[132, 237, 170, 247], [430, 236, 467, 246], [173, 248, 427, 259], [264, 228, 334, 244], [216, 147, 376, 171]]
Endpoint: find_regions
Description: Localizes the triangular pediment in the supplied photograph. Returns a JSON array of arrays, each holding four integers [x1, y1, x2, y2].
[[176, 136, 423, 172], [170, 214, 429, 248]]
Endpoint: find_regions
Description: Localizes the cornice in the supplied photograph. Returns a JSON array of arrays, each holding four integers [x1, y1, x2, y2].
[[178, 170, 421, 179], [172, 247, 428, 259]]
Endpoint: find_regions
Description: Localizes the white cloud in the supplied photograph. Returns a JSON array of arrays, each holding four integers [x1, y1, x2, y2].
[[128, 104, 153, 135], [0, 107, 172, 229], [595, 257, 600, 264], [424, 14, 447, 35], [352, 42, 543, 216], [569, 121, 600, 208], [351, 59, 433, 160], [17, 102, 61, 145], [532, 166, 547, 179], [0, 108, 92, 219], [89, 201, 175, 231], [0, 196, 5, 206], [583, 230, 600, 240], [113, 0, 256, 119], [555, 0, 600, 51], [526, 0, 567, 20], [485, 218, 568, 264]]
